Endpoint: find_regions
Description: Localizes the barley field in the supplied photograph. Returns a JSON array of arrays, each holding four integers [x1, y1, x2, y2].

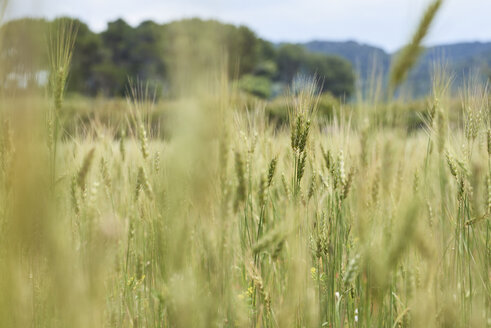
[[0, 1, 490, 328]]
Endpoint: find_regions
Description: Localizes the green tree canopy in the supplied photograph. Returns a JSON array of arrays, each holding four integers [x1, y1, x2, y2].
[[0, 17, 355, 99], [276, 44, 354, 97]]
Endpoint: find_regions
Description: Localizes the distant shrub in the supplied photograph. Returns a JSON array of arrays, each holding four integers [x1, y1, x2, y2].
[[239, 74, 272, 99], [316, 93, 340, 120]]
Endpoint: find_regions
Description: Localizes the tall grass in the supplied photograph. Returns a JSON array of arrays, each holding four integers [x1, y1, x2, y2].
[[47, 18, 78, 186], [0, 2, 490, 327], [388, 0, 443, 96]]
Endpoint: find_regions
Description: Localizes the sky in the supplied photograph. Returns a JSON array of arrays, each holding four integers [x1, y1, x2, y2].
[[4, 0, 491, 52]]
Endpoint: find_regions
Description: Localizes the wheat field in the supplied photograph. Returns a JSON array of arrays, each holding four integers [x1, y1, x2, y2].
[[0, 1, 490, 327]]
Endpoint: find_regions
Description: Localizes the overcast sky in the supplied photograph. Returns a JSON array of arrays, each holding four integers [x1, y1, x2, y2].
[[4, 0, 491, 52]]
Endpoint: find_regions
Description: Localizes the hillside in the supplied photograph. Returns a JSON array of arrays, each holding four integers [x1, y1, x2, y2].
[[303, 40, 491, 96], [303, 40, 390, 78]]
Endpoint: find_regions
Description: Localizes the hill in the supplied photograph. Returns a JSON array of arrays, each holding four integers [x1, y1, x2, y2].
[[303, 40, 491, 97]]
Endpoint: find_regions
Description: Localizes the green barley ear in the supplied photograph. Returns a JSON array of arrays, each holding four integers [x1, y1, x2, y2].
[[336, 151, 346, 188], [70, 175, 80, 214], [138, 123, 150, 160], [461, 76, 486, 145], [321, 146, 333, 173], [119, 128, 126, 161], [281, 173, 291, 198], [77, 147, 95, 190], [136, 166, 153, 200], [435, 101, 447, 154], [371, 168, 380, 204], [99, 157, 111, 190], [426, 200, 434, 227], [266, 157, 278, 187], [272, 240, 284, 260], [258, 173, 267, 208], [88, 181, 99, 205], [46, 116, 54, 153], [291, 115, 300, 151], [359, 119, 370, 167], [234, 151, 246, 211], [252, 225, 287, 254], [48, 18, 78, 113], [295, 151, 307, 188], [290, 115, 311, 154], [256, 152, 277, 207], [307, 170, 316, 200], [298, 120, 310, 154], [245, 262, 271, 314], [126, 78, 155, 155], [413, 168, 420, 195], [135, 169, 142, 200], [47, 18, 78, 185], [154, 152, 161, 173], [141, 167, 153, 199], [457, 175, 466, 201], [445, 151, 458, 180], [455, 157, 470, 179], [341, 167, 355, 200], [289, 78, 319, 198], [388, 0, 443, 94], [319, 173, 329, 190]]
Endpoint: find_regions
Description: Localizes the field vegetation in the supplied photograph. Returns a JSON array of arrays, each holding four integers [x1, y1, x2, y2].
[[0, 0, 490, 327]]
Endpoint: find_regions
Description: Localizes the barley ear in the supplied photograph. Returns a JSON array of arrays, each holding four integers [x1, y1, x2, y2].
[[77, 147, 95, 190], [388, 0, 443, 94]]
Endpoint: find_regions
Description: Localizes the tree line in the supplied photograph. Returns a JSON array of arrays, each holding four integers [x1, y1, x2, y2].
[[0, 17, 355, 99]]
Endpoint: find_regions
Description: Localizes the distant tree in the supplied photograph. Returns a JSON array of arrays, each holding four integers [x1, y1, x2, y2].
[[0, 17, 356, 99], [276, 44, 307, 83], [239, 74, 272, 99], [99, 18, 136, 95], [226, 25, 260, 76], [67, 19, 106, 95], [305, 53, 354, 97], [254, 60, 277, 78], [132, 21, 166, 81], [276, 44, 354, 97]]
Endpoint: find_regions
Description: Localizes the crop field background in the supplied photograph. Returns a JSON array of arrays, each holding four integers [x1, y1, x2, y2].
[[0, 0, 490, 327]]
